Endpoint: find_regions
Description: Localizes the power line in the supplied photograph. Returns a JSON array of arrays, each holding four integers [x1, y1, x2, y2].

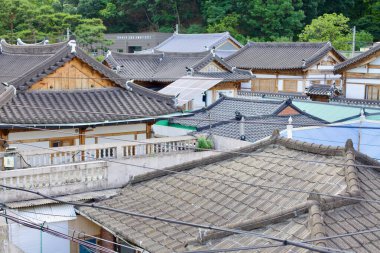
[[5, 208, 142, 252], [7, 103, 380, 129], [181, 243, 285, 253], [0, 211, 117, 253], [0, 184, 347, 253]]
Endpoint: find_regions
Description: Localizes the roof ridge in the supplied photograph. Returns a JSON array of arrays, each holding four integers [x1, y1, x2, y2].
[[0, 39, 68, 55], [335, 43, 380, 73], [130, 136, 277, 185]]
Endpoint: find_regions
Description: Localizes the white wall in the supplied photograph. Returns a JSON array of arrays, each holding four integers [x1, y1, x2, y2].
[[9, 221, 70, 253], [152, 125, 193, 137], [278, 80, 283, 91], [346, 83, 366, 99], [297, 81, 303, 92]]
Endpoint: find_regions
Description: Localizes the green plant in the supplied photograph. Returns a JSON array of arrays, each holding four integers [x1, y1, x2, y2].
[[196, 137, 213, 151]]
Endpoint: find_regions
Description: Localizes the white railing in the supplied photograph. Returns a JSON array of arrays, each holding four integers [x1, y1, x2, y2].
[[14, 136, 197, 168], [0, 161, 108, 203]]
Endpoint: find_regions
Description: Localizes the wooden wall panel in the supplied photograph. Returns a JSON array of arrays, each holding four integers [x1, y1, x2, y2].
[[29, 58, 116, 91]]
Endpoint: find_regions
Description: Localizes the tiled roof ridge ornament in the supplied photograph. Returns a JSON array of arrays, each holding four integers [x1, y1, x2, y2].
[[302, 59, 306, 67], [271, 129, 280, 139], [211, 47, 216, 57], [287, 116, 293, 139], [125, 80, 133, 91], [68, 40, 77, 54], [360, 108, 366, 122], [345, 138, 354, 152], [185, 67, 194, 76], [105, 50, 112, 58]]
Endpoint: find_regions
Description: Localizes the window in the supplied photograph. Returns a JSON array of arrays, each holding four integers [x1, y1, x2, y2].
[[79, 238, 97, 253], [128, 46, 142, 53], [50, 139, 75, 147], [283, 80, 298, 92], [367, 85, 380, 100], [117, 49, 124, 53], [253, 79, 276, 92]]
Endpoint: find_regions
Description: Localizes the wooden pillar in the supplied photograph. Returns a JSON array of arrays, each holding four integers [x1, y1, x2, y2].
[[79, 128, 86, 161], [146, 123, 153, 139]]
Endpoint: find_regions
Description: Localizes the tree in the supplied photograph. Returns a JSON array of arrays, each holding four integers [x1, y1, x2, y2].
[[74, 18, 108, 50], [299, 13, 373, 50], [299, 13, 350, 42]]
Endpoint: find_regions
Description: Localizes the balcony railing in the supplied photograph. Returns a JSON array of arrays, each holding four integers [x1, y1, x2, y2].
[[10, 136, 197, 169]]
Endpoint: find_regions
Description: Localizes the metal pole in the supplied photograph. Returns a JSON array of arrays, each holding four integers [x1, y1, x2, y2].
[[352, 26, 356, 58]]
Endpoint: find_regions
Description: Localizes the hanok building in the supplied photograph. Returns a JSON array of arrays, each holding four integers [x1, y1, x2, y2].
[[139, 31, 242, 58], [226, 42, 346, 101], [167, 96, 326, 142], [104, 50, 252, 110], [0, 39, 177, 151], [78, 135, 380, 253], [335, 43, 380, 101]]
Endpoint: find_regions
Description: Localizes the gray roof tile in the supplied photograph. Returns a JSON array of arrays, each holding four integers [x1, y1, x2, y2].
[[226, 42, 345, 71], [80, 141, 348, 253], [0, 40, 177, 126]]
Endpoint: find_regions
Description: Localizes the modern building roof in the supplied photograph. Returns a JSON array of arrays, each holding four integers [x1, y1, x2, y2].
[[283, 120, 380, 160], [104, 50, 252, 83], [170, 96, 286, 128], [292, 100, 380, 123], [226, 42, 345, 71], [334, 43, 380, 72], [79, 135, 380, 253], [139, 32, 242, 55], [0, 40, 177, 127]]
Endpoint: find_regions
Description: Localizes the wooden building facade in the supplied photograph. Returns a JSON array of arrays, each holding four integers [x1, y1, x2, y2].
[[226, 42, 346, 101], [0, 39, 177, 153], [335, 44, 380, 101]]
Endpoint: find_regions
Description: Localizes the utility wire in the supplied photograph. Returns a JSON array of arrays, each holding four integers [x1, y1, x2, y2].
[[3, 136, 380, 206], [0, 211, 116, 253], [0, 184, 347, 253], [8, 103, 380, 129], [5, 208, 142, 252]]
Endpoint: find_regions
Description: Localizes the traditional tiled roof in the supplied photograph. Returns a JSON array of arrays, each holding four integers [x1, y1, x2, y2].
[[188, 141, 380, 252], [197, 113, 325, 143], [0, 40, 177, 127], [330, 97, 380, 107], [79, 136, 380, 253], [104, 51, 252, 83], [139, 32, 242, 54], [237, 90, 310, 100], [334, 44, 380, 72], [305, 84, 341, 97], [170, 96, 285, 128], [226, 42, 345, 71]]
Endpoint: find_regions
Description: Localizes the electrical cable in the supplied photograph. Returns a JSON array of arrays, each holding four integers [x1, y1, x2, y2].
[[8, 103, 380, 129], [0, 184, 347, 253], [0, 211, 117, 253], [5, 208, 143, 252]]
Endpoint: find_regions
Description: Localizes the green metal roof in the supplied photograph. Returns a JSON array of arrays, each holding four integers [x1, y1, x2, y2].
[[292, 101, 380, 123]]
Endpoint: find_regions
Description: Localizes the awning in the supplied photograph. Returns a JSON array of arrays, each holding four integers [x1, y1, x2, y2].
[[159, 76, 223, 106], [13, 204, 77, 224]]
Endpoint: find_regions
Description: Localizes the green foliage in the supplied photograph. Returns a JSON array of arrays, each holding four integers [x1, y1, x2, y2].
[[299, 13, 373, 50], [0, 0, 379, 47], [196, 137, 213, 151], [95, 54, 105, 62]]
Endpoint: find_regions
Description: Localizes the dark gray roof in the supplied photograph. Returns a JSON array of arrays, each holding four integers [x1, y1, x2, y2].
[[105, 51, 252, 83], [330, 97, 380, 107], [140, 32, 242, 54], [305, 84, 341, 97], [197, 114, 325, 143], [226, 42, 345, 71], [189, 147, 380, 253], [171, 96, 286, 128], [0, 40, 177, 126], [335, 44, 380, 72], [79, 137, 379, 253], [237, 90, 310, 100]]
